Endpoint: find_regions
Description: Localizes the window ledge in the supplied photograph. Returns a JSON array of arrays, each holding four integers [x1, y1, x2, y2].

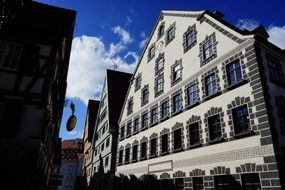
[[124, 161, 130, 165], [234, 130, 255, 139], [160, 116, 169, 122], [161, 151, 169, 156], [133, 131, 139, 135], [140, 157, 147, 161], [189, 143, 201, 149], [149, 122, 158, 127], [172, 109, 183, 116], [140, 126, 148, 132], [119, 137, 125, 141], [149, 155, 157, 159], [118, 163, 123, 166], [132, 159, 138, 163], [209, 137, 224, 145], [204, 91, 221, 101], [126, 134, 131, 138], [202, 54, 216, 66], [185, 101, 200, 110], [227, 79, 248, 90], [173, 147, 183, 153]]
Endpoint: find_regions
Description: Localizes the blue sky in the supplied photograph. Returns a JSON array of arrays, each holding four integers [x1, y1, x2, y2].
[[36, 0, 285, 140]]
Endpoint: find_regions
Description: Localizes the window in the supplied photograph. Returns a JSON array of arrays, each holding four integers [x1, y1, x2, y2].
[[155, 76, 164, 96], [156, 56, 164, 73], [150, 107, 158, 124], [203, 39, 213, 60], [141, 86, 149, 106], [161, 134, 168, 154], [158, 24, 165, 39], [174, 128, 182, 151], [148, 45, 155, 61], [186, 30, 195, 48], [120, 126, 125, 139], [227, 60, 242, 86], [127, 98, 133, 115], [140, 142, 147, 160], [205, 73, 217, 96], [241, 173, 261, 190], [125, 148, 130, 164], [150, 138, 157, 157], [208, 115, 222, 141], [133, 118, 139, 134], [189, 122, 200, 146], [101, 142, 105, 151], [193, 177, 204, 190], [106, 137, 110, 147], [0, 42, 22, 70], [142, 113, 148, 129], [268, 58, 283, 82], [161, 101, 169, 119], [126, 122, 132, 136], [232, 105, 250, 135], [102, 125, 106, 134], [135, 75, 141, 91], [105, 156, 109, 167], [118, 150, 123, 165], [172, 94, 182, 114], [173, 64, 182, 82], [214, 175, 241, 190], [132, 145, 138, 161], [166, 26, 175, 43], [175, 178, 184, 190], [186, 84, 197, 106]]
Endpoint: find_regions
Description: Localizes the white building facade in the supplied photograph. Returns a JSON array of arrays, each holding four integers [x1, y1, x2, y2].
[[116, 10, 285, 190]]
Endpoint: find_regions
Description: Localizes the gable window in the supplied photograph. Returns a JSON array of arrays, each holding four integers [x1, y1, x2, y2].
[[232, 105, 250, 135], [241, 173, 261, 189], [171, 59, 182, 86], [141, 85, 149, 106], [158, 23, 165, 39], [166, 25, 175, 44], [105, 156, 109, 167], [186, 84, 198, 106], [193, 177, 204, 190], [203, 39, 213, 60], [120, 126, 125, 140], [148, 45, 155, 62], [155, 54, 164, 75], [106, 137, 110, 147], [150, 138, 157, 157], [173, 128, 182, 151], [161, 134, 168, 154], [161, 100, 169, 119], [155, 75, 164, 97], [189, 122, 200, 146], [135, 74, 142, 91], [208, 115, 222, 141], [133, 118, 139, 134], [172, 94, 182, 114], [118, 150, 123, 165], [132, 145, 138, 162], [268, 57, 283, 82], [125, 148, 130, 164], [126, 122, 132, 136], [227, 60, 242, 86], [205, 73, 217, 96], [142, 112, 148, 130], [140, 141, 147, 160], [127, 98, 133, 115], [150, 107, 158, 124], [183, 24, 197, 53]]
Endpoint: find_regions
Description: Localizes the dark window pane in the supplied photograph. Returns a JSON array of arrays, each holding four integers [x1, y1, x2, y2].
[[241, 173, 261, 190], [161, 101, 168, 119], [175, 178, 184, 190], [125, 148, 130, 163], [208, 115, 221, 141], [214, 175, 242, 190], [150, 138, 157, 156], [187, 85, 197, 106], [205, 74, 217, 96], [173, 94, 181, 113], [227, 60, 242, 86], [189, 122, 200, 145], [174, 128, 182, 150], [232, 105, 249, 134], [119, 150, 123, 164], [161, 134, 168, 153], [193, 177, 204, 190], [141, 142, 147, 159], [132, 145, 138, 161]]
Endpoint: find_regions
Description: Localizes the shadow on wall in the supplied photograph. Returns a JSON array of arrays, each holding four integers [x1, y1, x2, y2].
[[88, 173, 176, 190]]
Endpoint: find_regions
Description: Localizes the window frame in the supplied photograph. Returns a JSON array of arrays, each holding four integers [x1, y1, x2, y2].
[[161, 100, 169, 120], [141, 112, 148, 130], [208, 114, 222, 141], [226, 59, 243, 86], [125, 147, 130, 164], [150, 138, 157, 157], [132, 145, 138, 162], [140, 141, 147, 160], [205, 73, 217, 97], [150, 107, 158, 125], [189, 122, 200, 146], [232, 105, 250, 136], [172, 93, 182, 114], [161, 133, 169, 155]]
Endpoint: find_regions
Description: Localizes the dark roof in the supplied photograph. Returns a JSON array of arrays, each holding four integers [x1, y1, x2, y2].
[[106, 69, 132, 131], [86, 99, 100, 142], [0, 1, 76, 44]]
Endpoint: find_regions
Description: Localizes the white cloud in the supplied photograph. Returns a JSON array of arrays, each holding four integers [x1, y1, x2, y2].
[[66, 35, 136, 104], [67, 130, 83, 138], [139, 31, 148, 49], [236, 19, 260, 31], [124, 51, 139, 64], [112, 26, 133, 44], [268, 25, 285, 49]]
